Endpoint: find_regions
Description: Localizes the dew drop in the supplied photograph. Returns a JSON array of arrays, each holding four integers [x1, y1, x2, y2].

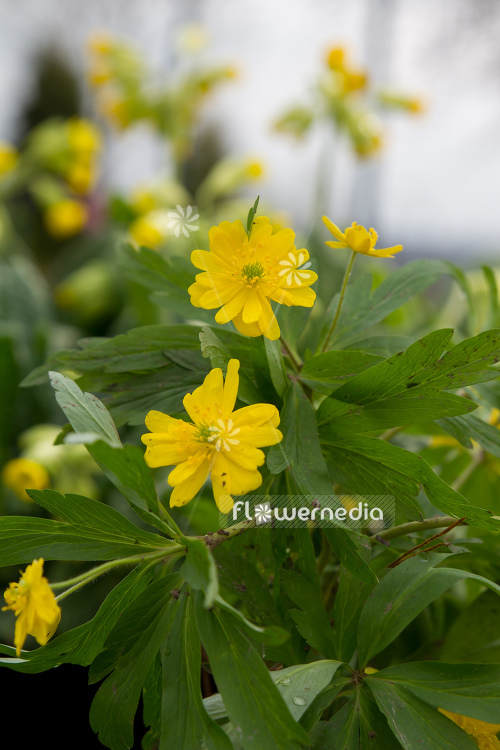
[[292, 696, 306, 706], [280, 677, 291, 685]]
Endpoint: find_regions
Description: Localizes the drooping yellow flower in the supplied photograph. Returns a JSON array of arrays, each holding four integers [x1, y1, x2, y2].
[[439, 709, 500, 749], [44, 200, 87, 239], [323, 216, 403, 258], [142, 359, 282, 512], [129, 210, 170, 249], [0, 142, 18, 176], [3, 559, 61, 656], [189, 216, 317, 340], [2, 458, 50, 502]]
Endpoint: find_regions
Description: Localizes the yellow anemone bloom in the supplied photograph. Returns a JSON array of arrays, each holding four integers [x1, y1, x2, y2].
[[142, 359, 282, 512], [439, 709, 500, 749], [2, 458, 50, 501], [44, 200, 88, 239], [188, 216, 317, 340], [322, 216, 403, 258], [3, 559, 61, 656]]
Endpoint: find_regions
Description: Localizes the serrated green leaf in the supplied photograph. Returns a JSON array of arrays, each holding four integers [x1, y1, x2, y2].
[[332, 548, 375, 662], [180, 536, 219, 608], [368, 679, 477, 750], [281, 570, 337, 657], [299, 350, 383, 395]]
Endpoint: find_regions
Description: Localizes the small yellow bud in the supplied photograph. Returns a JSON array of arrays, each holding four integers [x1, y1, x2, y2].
[[44, 200, 88, 239], [2, 458, 50, 501]]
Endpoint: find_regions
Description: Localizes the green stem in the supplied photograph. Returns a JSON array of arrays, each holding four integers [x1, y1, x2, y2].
[[201, 519, 256, 551], [53, 545, 183, 601], [366, 516, 466, 545], [280, 336, 301, 372], [321, 250, 356, 353], [452, 451, 485, 492]]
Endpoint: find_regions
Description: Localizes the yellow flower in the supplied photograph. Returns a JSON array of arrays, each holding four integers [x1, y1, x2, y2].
[[66, 161, 96, 195], [141, 359, 282, 512], [322, 216, 403, 258], [129, 210, 171, 249], [2, 559, 61, 656], [245, 160, 264, 179], [131, 188, 157, 215], [0, 142, 18, 176], [325, 46, 367, 94], [87, 32, 113, 56], [2, 458, 50, 501], [44, 200, 87, 239], [67, 118, 101, 155], [439, 709, 500, 749], [189, 216, 317, 340]]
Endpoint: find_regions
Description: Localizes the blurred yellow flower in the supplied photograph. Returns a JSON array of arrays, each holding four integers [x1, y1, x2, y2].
[[66, 161, 95, 195], [0, 142, 18, 176], [326, 46, 367, 94], [129, 210, 170, 249], [323, 216, 403, 258], [3, 559, 61, 656], [245, 160, 264, 179], [87, 32, 113, 56], [439, 709, 500, 749], [142, 359, 282, 512], [99, 93, 132, 130], [131, 188, 157, 215], [67, 118, 101, 155], [44, 200, 87, 239], [189, 216, 317, 340], [2, 458, 49, 502], [177, 23, 209, 53]]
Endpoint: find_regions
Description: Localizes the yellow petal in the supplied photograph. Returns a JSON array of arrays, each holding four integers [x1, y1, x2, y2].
[[200, 285, 239, 309], [143, 444, 193, 467], [183, 367, 224, 422], [191, 248, 232, 273], [209, 221, 247, 260], [232, 403, 280, 428], [242, 289, 263, 324], [367, 244, 403, 258], [257, 297, 280, 340], [232, 312, 262, 337], [279, 286, 316, 307], [215, 287, 249, 324], [169, 454, 211, 506], [268, 227, 295, 257], [322, 216, 347, 243], [239, 424, 283, 447], [145, 410, 181, 433]]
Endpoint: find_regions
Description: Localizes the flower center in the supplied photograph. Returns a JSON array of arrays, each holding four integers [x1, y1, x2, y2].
[[199, 418, 241, 452], [242, 261, 265, 283]]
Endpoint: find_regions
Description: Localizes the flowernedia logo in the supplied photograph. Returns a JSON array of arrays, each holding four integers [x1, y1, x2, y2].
[[218, 495, 395, 530], [166, 204, 200, 237]]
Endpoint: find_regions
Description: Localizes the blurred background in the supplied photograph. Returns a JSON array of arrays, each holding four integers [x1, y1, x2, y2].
[[0, 0, 499, 255], [1, 1, 500, 743]]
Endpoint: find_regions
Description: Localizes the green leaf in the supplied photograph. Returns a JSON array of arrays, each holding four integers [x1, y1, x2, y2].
[[199, 325, 232, 369], [89, 575, 183, 750], [323, 529, 378, 584], [86, 441, 167, 533], [271, 661, 344, 721], [247, 195, 260, 234], [357, 554, 467, 667], [142, 655, 162, 750], [280, 570, 337, 657], [332, 548, 375, 662], [0, 492, 169, 566], [299, 350, 383, 395], [264, 337, 288, 398], [0, 565, 156, 672], [267, 382, 333, 493], [312, 700, 359, 749], [318, 259, 449, 349], [161, 592, 232, 750], [180, 536, 219, 608], [357, 688, 402, 749], [194, 593, 310, 749], [49, 370, 121, 447], [370, 661, 500, 724], [321, 434, 497, 529], [482, 265, 499, 328], [368, 679, 478, 750], [439, 413, 500, 458], [318, 328, 500, 428], [441, 589, 500, 663]]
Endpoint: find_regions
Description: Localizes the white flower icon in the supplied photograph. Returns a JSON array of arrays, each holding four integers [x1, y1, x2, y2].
[[207, 418, 241, 452], [254, 503, 272, 525], [166, 204, 200, 237], [278, 252, 312, 286]]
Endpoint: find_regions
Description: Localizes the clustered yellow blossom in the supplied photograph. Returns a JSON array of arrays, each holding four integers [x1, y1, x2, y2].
[[439, 709, 500, 749], [64, 118, 101, 195], [3, 559, 61, 656], [1, 458, 49, 501], [323, 216, 403, 258], [189, 216, 317, 340], [44, 200, 88, 239], [142, 359, 282, 512]]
